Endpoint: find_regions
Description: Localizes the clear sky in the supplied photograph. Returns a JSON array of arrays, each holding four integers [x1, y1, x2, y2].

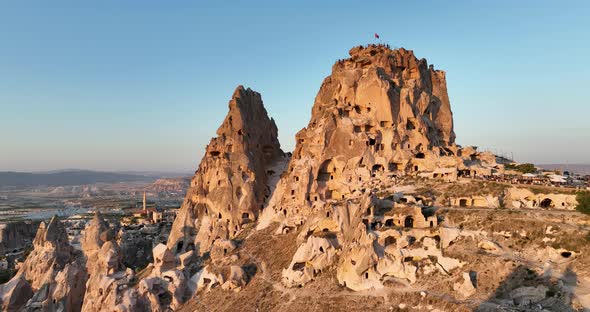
[[1, 1, 589, 173]]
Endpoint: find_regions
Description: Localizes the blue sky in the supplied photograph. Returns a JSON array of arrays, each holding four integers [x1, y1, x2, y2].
[[1, 1, 589, 172]]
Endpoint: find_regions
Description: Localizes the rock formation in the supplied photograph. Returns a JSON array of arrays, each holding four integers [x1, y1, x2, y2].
[[0, 221, 38, 256], [0, 216, 86, 312], [168, 85, 284, 255], [18, 216, 75, 290], [259, 44, 461, 229], [3, 44, 587, 312], [252, 45, 480, 291]]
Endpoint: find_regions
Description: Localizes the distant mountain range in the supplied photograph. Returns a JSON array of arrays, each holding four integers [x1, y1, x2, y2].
[[538, 164, 590, 175], [0, 170, 166, 188]]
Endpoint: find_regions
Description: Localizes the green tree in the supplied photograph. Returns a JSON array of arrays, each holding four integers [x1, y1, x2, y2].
[[576, 192, 590, 215]]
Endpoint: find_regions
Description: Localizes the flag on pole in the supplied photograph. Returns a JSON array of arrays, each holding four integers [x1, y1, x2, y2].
[[374, 33, 380, 39]]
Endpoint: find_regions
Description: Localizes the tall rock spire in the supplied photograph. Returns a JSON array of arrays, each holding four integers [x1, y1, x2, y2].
[[168, 85, 283, 254]]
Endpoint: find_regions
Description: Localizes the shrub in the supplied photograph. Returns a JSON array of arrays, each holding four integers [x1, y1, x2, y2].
[[576, 192, 590, 215], [505, 163, 536, 173]]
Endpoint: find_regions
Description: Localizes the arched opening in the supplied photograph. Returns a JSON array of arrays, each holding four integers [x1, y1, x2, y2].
[[540, 198, 553, 208], [384, 236, 396, 246], [404, 216, 414, 228], [318, 159, 335, 182], [414, 165, 419, 172], [319, 246, 324, 253], [242, 212, 250, 220], [416, 152, 425, 159], [430, 220, 434, 228], [459, 199, 468, 207], [176, 241, 184, 252], [371, 164, 384, 174], [385, 219, 394, 227]]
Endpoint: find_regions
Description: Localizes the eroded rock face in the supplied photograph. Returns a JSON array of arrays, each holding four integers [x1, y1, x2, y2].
[[18, 216, 75, 290], [0, 274, 33, 312], [168, 85, 284, 255], [81, 214, 140, 312], [259, 44, 460, 228], [0, 216, 86, 312], [255, 45, 473, 292]]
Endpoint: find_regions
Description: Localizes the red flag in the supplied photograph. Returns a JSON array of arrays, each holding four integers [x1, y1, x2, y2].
[[374, 33, 380, 39]]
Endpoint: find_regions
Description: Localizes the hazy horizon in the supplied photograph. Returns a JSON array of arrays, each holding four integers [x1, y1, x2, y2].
[[2, 1, 589, 172]]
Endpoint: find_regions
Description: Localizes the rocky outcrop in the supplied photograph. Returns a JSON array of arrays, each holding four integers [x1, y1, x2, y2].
[[259, 44, 460, 229], [249, 45, 472, 291], [18, 216, 75, 290], [0, 216, 86, 311], [168, 85, 284, 255], [0, 274, 33, 312], [0, 221, 38, 256], [80, 214, 140, 312]]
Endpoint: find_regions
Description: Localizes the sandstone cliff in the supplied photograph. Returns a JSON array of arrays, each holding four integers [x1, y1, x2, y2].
[[168, 85, 284, 255], [259, 44, 459, 228]]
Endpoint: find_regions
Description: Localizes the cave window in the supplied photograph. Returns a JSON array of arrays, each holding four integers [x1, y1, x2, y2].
[[416, 152, 425, 159], [291, 190, 295, 195], [218, 213, 222, 219], [369, 138, 376, 146], [317, 159, 335, 182], [459, 199, 468, 207], [319, 246, 324, 253], [385, 219, 394, 227], [326, 211, 331, 218], [295, 176, 299, 181], [384, 236, 396, 246], [314, 196, 318, 201], [372, 164, 384, 173], [406, 120, 415, 130], [414, 165, 419, 171], [176, 241, 184, 252], [237, 129, 243, 136], [242, 212, 250, 219], [354, 126, 361, 133], [404, 216, 414, 228], [209, 151, 221, 157], [367, 107, 371, 112], [354, 105, 361, 114], [540, 198, 553, 208], [365, 272, 369, 279]]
